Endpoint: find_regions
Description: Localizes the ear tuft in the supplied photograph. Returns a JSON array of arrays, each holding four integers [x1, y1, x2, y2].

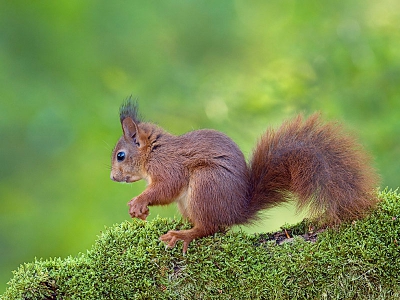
[[120, 96, 141, 124]]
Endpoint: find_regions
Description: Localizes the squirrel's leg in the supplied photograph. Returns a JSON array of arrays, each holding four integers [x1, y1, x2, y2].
[[128, 180, 184, 220], [160, 167, 227, 253], [160, 226, 213, 254]]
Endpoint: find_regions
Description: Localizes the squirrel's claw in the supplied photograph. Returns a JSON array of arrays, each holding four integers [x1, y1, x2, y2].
[[160, 230, 191, 254], [127, 198, 149, 220]]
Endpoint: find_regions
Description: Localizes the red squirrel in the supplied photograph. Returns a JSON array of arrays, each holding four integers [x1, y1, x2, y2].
[[110, 99, 379, 253]]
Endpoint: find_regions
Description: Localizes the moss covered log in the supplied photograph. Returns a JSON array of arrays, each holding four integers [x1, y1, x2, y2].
[[1, 189, 400, 299]]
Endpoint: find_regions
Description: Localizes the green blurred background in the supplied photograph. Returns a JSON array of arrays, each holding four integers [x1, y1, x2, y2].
[[1, 0, 399, 292]]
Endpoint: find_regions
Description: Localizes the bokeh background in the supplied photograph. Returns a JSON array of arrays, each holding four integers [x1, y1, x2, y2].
[[1, 0, 399, 292]]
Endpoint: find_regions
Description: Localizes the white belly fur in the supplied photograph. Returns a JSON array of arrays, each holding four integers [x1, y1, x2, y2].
[[175, 186, 191, 219]]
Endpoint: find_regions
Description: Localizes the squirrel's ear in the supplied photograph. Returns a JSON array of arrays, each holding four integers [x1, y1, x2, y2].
[[122, 117, 138, 139], [122, 117, 145, 148]]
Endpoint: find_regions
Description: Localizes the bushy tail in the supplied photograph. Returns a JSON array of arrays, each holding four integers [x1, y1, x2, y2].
[[247, 113, 379, 224]]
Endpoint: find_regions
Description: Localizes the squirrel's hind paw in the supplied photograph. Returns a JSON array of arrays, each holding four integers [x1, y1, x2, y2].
[[160, 230, 192, 254]]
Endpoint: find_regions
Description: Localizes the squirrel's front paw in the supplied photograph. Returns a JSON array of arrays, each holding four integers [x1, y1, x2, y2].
[[127, 198, 149, 220]]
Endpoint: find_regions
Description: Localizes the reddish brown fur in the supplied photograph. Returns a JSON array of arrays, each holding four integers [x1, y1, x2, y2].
[[111, 101, 379, 252], [248, 113, 379, 224]]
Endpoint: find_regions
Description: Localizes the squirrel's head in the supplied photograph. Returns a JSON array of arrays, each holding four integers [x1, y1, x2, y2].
[[110, 99, 150, 183]]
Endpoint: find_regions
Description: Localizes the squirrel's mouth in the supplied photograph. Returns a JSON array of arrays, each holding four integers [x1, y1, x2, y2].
[[110, 171, 142, 183], [123, 175, 141, 183]]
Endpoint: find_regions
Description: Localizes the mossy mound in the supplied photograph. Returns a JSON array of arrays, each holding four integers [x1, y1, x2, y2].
[[2, 189, 400, 299]]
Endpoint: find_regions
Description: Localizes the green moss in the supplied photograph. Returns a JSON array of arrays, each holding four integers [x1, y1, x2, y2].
[[2, 189, 400, 299]]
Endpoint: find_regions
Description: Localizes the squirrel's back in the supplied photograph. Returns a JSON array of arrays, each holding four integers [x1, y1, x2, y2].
[[247, 113, 379, 224], [175, 129, 251, 226]]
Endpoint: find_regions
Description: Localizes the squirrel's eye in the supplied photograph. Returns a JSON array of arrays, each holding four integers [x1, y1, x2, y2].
[[116, 151, 126, 162]]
